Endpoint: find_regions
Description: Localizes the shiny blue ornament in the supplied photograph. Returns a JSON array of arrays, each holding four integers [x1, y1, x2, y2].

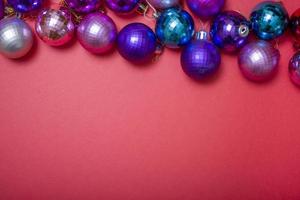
[[155, 7, 194, 48], [250, 1, 289, 40]]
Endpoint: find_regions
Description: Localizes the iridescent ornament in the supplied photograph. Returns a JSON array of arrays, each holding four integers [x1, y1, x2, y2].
[[35, 9, 74, 46], [250, 1, 289, 40], [7, 0, 42, 13], [77, 13, 117, 54], [186, 0, 225, 18], [289, 51, 300, 86], [155, 7, 194, 48], [0, 17, 33, 59], [238, 40, 280, 82], [181, 31, 221, 80], [0, 0, 4, 19], [65, 0, 101, 14], [146, 0, 179, 9], [117, 23, 157, 63], [290, 8, 300, 44], [105, 0, 139, 14], [210, 11, 250, 52]]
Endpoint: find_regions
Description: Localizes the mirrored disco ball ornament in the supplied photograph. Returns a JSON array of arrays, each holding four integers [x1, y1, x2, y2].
[[155, 7, 194, 49], [35, 9, 74, 46], [238, 40, 280, 82], [250, 1, 289, 40], [77, 13, 117, 54], [146, 0, 179, 9], [181, 31, 221, 80], [289, 51, 300, 86], [0, 0, 4, 19], [7, 0, 43, 13], [290, 8, 300, 44], [117, 23, 157, 63], [105, 0, 139, 14], [65, 0, 101, 14], [210, 10, 250, 53], [0, 17, 33, 59], [186, 0, 225, 18]]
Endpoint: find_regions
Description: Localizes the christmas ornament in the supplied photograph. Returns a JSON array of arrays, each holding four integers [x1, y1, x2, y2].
[[0, 0, 4, 19], [146, 0, 179, 9], [117, 22, 157, 63], [289, 51, 300, 86], [65, 0, 101, 14], [7, 0, 43, 13], [155, 7, 194, 48], [210, 11, 250, 53], [105, 0, 139, 14], [35, 9, 74, 46], [77, 12, 117, 54], [181, 31, 221, 80], [238, 40, 280, 82], [186, 0, 225, 18], [250, 1, 289, 40], [0, 17, 33, 59], [290, 8, 300, 44]]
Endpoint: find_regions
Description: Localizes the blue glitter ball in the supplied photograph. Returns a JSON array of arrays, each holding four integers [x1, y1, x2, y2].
[[155, 7, 194, 49], [210, 10, 250, 53], [250, 1, 289, 40]]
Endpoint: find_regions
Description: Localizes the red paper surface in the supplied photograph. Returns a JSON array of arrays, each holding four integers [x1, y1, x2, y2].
[[1, 0, 300, 199]]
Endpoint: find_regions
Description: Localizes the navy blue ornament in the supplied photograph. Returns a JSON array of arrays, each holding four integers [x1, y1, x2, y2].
[[155, 7, 194, 48], [250, 1, 289, 40]]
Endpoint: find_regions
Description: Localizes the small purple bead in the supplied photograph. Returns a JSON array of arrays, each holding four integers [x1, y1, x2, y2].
[[187, 0, 225, 18], [289, 51, 300, 86], [117, 23, 157, 63], [7, 0, 42, 13], [77, 13, 117, 54], [105, 0, 139, 14], [0, 0, 4, 19], [65, 0, 101, 14]]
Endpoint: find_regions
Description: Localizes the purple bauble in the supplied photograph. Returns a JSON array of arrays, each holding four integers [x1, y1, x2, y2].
[[0, 0, 4, 19], [117, 23, 157, 63], [77, 13, 117, 54], [181, 31, 221, 80], [65, 0, 101, 14], [238, 40, 280, 82], [146, 0, 179, 9], [289, 51, 300, 86], [7, 0, 42, 13], [187, 0, 225, 18], [105, 0, 139, 14], [36, 9, 74, 46], [210, 10, 250, 53]]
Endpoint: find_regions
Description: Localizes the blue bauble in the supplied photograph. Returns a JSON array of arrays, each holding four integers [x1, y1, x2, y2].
[[155, 7, 194, 48], [181, 31, 221, 80], [250, 1, 289, 40]]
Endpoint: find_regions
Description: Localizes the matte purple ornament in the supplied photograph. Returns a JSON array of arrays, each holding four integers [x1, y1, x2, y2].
[[117, 23, 157, 63], [187, 0, 225, 18], [65, 0, 101, 14], [105, 0, 139, 14], [77, 12, 117, 54], [181, 31, 221, 80], [238, 40, 280, 82], [289, 51, 300, 86], [7, 0, 42, 13], [0, 0, 4, 19], [146, 0, 179, 9]]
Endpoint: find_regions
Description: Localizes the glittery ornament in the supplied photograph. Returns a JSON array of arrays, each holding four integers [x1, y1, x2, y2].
[[105, 0, 139, 14], [289, 51, 300, 86], [77, 13, 117, 54], [210, 10, 250, 52], [290, 8, 300, 44], [155, 7, 194, 48], [65, 0, 101, 14], [117, 23, 157, 63], [146, 0, 179, 9], [7, 0, 42, 13], [238, 40, 280, 82], [250, 1, 289, 40], [186, 0, 225, 18]]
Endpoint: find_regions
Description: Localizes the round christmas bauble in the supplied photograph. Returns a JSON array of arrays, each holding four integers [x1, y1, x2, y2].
[[238, 40, 280, 82], [186, 0, 225, 18], [117, 23, 157, 63], [210, 10, 250, 52], [105, 0, 139, 14], [290, 8, 300, 43], [77, 13, 117, 54], [65, 0, 101, 14], [0, 17, 33, 59], [146, 0, 179, 9], [7, 0, 42, 13], [250, 1, 289, 40], [289, 51, 300, 86], [36, 9, 74, 46]]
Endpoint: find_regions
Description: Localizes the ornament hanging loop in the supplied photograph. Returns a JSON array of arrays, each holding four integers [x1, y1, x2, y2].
[[137, 0, 158, 21]]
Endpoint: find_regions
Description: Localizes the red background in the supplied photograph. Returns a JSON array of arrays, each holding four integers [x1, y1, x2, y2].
[[1, 0, 300, 199]]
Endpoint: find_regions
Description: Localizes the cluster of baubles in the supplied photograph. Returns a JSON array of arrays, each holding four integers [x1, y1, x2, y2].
[[0, 0, 299, 86]]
